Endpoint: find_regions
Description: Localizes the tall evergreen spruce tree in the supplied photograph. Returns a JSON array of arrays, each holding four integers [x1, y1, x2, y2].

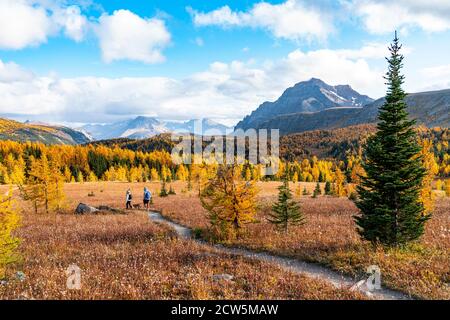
[[268, 168, 305, 232], [354, 33, 430, 247]]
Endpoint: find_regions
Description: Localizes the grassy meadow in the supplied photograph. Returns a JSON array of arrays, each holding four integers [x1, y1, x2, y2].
[[0, 181, 368, 300], [0, 181, 448, 299], [155, 181, 450, 300]]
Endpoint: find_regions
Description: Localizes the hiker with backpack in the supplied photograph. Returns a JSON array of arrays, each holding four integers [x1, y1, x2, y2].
[[126, 189, 133, 209], [143, 187, 152, 210]]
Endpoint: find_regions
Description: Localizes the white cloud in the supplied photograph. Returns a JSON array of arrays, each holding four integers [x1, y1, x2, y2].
[[0, 0, 53, 49], [350, 0, 450, 33], [0, 2, 171, 64], [422, 64, 450, 79], [96, 10, 171, 64], [0, 46, 389, 124], [0, 60, 35, 82], [0, 0, 89, 49], [188, 0, 334, 41], [53, 5, 89, 42], [333, 43, 389, 59], [418, 64, 450, 90]]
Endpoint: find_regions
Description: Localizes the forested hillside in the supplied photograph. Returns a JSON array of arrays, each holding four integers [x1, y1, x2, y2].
[[0, 118, 91, 145], [236, 79, 450, 135], [85, 125, 450, 174], [0, 125, 448, 190]]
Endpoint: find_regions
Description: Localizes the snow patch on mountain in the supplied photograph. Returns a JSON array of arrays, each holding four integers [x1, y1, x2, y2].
[[80, 117, 232, 140]]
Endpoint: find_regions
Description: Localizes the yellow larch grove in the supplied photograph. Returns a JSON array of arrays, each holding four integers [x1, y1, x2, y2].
[[0, 190, 21, 278]]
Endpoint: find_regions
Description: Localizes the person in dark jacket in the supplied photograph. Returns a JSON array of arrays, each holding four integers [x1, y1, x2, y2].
[[126, 189, 132, 209]]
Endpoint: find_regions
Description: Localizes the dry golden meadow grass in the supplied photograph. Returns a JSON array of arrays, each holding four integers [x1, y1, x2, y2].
[[0, 182, 365, 300], [145, 181, 450, 300]]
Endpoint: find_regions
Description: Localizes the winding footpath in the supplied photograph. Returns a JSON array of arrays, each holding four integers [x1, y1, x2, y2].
[[148, 211, 412, 300]]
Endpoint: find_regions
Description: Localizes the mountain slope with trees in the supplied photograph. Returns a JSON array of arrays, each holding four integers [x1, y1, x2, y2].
[[0, 118, 91, 145], [236, 80, 450, 135]]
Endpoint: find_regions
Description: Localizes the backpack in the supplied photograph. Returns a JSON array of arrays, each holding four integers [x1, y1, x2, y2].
[[144, 191, 151, 200], [128, 194, 132, 200]]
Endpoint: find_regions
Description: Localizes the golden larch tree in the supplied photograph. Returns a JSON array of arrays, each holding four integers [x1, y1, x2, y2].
[[150, 168, 160, 181], [435, 179, 443, 191], [0, 190, 21, 278], [176, 164, 188, 181], [191, 164, 209, 196], [22, 154, 66, 214], [418, 139, 439, 214], [48, 164, 66, 213], [200, 164, 258, 240], [334, 167, 346, 197], [445, 180, 450, 197]]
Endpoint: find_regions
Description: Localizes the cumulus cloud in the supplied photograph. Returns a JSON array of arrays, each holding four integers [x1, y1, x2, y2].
[[96, 10, 171, 64], [0, 0, 89, 49], [188, 0, 334, 41], [0, 60, 35, 82], [0, 45, 390, 124], [349, 0, 450, 33], [0, 0, 53, 49], [0, 2, 170, 64], [53, 5, 89, 42], [333, 43, 390, 59]]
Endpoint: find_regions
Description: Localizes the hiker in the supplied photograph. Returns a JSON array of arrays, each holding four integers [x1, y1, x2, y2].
[[143, 187, 152, 210], [126, 189, 132, 209]]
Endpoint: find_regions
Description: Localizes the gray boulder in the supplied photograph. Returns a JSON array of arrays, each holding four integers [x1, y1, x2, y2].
[[75, 203, 99, 215], [97, 205, 125, 214]]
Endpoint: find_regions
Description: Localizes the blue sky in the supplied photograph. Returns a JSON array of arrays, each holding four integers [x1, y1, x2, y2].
[[0, 0, 387, 78], [0, 0, 450, 125]]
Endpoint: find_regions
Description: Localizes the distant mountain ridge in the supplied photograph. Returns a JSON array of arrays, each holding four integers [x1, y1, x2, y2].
[[82, 116, 169, 140], [345, 89, 450, 128], [0, 118, 91, 144], [235, 78, 374, 131], [81, 117, 231, 140], [236, 78, 450, 135], [254, 89, 450, 135]]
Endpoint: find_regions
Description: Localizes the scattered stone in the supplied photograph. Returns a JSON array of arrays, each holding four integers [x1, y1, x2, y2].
[[75, 203, 99, 215], [212, 274, 234, 281], [97, 205, 126, 214], [16, 271, 26, 282], [97, 205, 112, 211], [75, 203, 126, 215]]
